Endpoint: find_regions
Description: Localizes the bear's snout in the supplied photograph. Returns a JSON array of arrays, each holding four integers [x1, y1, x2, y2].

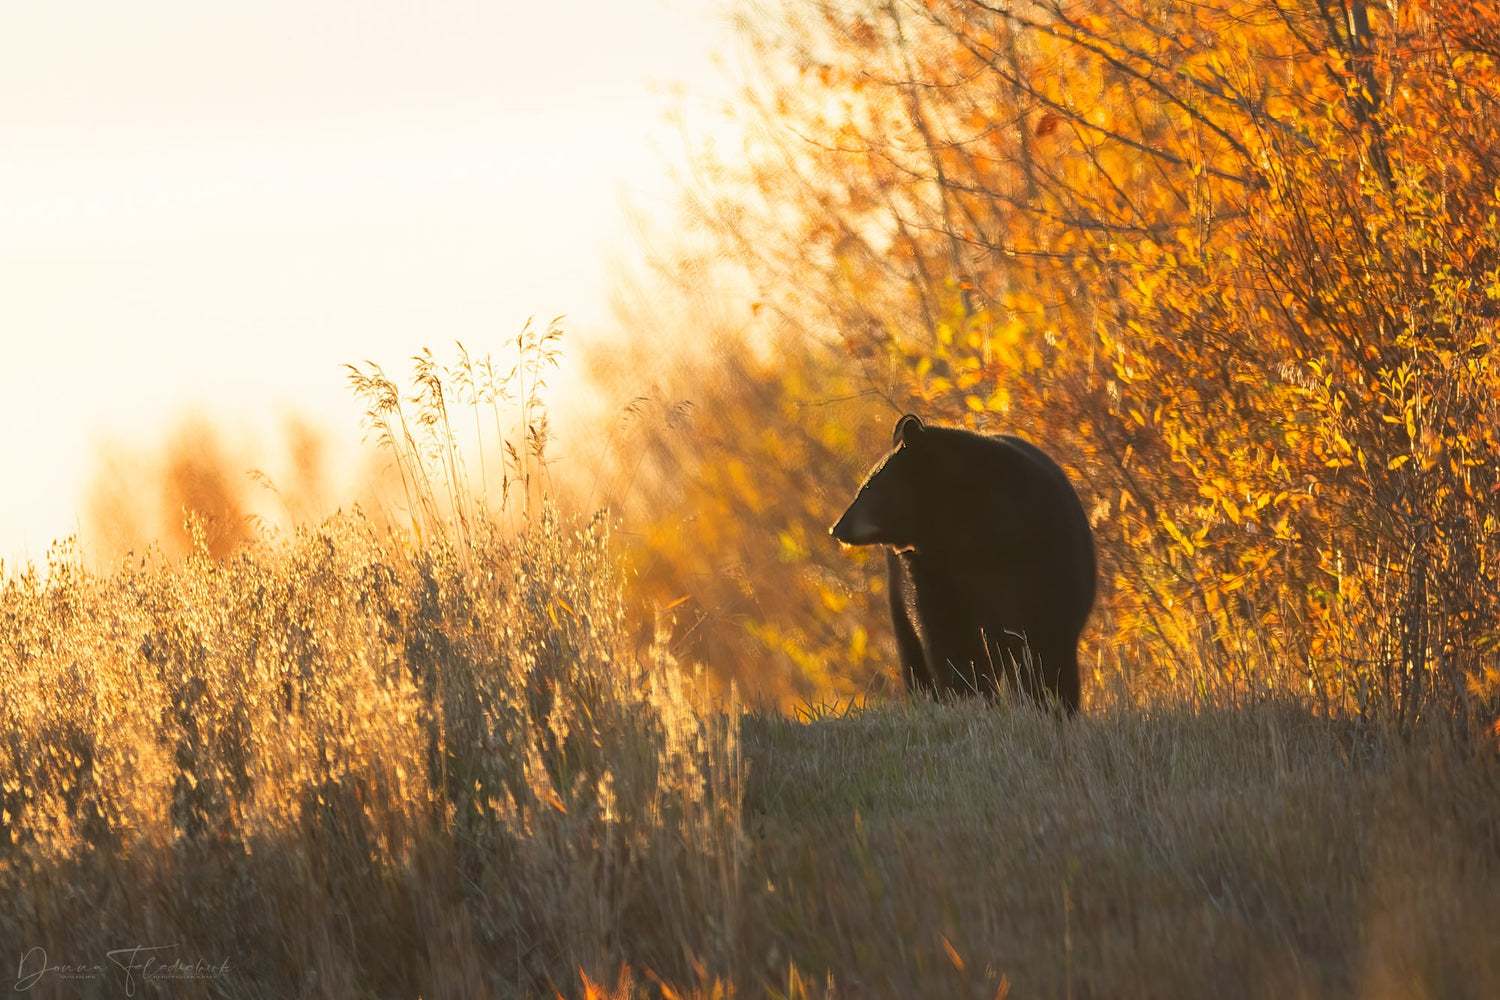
[[830, 503, 880, 546]]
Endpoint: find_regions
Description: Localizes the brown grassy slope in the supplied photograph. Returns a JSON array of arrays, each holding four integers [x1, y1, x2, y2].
[[737, 702, 1500, 999]]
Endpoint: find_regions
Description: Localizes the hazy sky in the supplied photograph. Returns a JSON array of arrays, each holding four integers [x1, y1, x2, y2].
[[0, 0, 737, 564]]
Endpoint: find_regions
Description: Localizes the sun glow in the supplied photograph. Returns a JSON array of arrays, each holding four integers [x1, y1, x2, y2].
[[0, 0, 736, 565]]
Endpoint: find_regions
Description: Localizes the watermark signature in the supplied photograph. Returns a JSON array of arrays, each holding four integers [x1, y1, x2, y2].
[[15, 945, 232, 995]]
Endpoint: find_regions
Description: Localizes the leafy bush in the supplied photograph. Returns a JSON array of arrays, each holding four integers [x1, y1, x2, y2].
[[596, 0, 1500, 739]]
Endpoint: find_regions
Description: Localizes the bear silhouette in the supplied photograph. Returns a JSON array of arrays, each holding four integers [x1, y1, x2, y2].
[[830, 414, 1096, 713]]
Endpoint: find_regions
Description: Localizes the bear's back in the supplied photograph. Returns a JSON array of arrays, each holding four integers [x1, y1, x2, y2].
[[924, 427, 1096, 609]]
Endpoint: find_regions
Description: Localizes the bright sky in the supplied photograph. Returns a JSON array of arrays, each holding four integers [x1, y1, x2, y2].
[[0, 0, 738, 565]]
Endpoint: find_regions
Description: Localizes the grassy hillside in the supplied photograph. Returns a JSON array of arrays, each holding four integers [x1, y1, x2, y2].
[[1, 506, 1494, 997], [740, 703, 1500, 999]]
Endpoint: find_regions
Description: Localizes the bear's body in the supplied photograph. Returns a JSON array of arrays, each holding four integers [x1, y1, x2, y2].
[[831, 415, 1096, 713]]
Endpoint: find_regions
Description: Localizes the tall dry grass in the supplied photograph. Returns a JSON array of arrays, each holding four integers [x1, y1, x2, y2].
[[2, 333, 744, 997], [0, 506, 742, 997]]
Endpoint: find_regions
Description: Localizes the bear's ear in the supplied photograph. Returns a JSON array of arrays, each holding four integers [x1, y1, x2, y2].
[[894, 413, 925, 447]]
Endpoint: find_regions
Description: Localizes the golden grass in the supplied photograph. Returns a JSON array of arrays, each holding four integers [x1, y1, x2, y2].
[[1, 509, 742, 998]]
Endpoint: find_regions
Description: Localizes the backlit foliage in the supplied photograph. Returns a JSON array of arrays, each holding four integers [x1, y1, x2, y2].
[[585, 295, 902, 708], [606, 0, 1500, 733]]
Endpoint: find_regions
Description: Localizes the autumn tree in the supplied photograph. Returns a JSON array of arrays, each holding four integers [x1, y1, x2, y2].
[[599, 0, 1500, 732]]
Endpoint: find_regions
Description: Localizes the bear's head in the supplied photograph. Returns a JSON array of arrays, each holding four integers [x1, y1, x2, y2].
[[829, 413, 928, 550]]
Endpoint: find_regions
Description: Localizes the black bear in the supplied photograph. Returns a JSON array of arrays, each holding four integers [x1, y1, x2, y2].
[[830, 414, 1096, 713]]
